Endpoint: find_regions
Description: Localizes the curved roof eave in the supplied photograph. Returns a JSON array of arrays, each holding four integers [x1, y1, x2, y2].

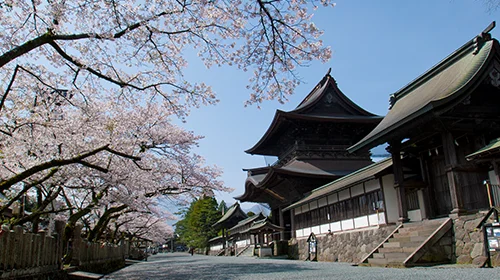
[[349, 38, 498, 153], [293, 74, 379, 117]]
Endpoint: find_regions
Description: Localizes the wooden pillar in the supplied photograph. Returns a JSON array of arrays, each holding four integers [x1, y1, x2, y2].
[[441, 131, 464, 214], [390, 141, 409, 223], [290, 208, 296, 238], [278, 207, 285, 240]]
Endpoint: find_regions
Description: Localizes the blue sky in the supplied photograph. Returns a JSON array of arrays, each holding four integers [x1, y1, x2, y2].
[[172, 1, 500, 211]]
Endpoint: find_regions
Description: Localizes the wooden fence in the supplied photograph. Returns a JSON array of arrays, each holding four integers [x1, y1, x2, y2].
[[0, 223, 129, 278], [0, 225, 61, 279]]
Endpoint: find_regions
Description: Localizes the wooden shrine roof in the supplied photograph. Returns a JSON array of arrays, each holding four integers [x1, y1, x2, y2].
[[349, 25, 499, 152], [240, 218, 284, 234], [246, 72, 382, 156], [283, 158, 393, 211], [212, 202, 248, 229], [235, 157, 372, 204]]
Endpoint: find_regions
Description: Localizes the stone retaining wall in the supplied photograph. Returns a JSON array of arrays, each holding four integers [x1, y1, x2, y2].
[[453, 211, 499, 266], [289, 225, 397, 263]]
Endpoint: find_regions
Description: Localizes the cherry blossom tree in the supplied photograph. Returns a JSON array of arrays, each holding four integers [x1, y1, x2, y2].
[[0, 0, 334, 241]]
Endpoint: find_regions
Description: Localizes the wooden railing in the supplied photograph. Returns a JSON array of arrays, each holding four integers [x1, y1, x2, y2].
[[484, 180, 500, 207]]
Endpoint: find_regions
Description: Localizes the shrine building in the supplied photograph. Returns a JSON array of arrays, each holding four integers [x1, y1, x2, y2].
[[238, 23, 500, 267]]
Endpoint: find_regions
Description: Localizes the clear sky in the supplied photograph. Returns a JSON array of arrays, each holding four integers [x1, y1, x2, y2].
[[170, 0, 500, 212]]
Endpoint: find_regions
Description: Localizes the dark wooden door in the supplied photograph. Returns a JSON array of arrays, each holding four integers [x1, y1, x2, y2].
[[428, 156, 453, 217]]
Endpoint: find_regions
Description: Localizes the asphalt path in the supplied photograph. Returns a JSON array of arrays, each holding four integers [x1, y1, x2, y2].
[[103, 252, 500, 280]]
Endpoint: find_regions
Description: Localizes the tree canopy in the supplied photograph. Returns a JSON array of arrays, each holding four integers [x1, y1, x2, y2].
[[175, 196, 221, 248], [0, 0, 333, 243]]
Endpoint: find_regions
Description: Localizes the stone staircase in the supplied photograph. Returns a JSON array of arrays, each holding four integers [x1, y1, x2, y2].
[[359, 218, 453, 267], [236, 245, 254, 257]]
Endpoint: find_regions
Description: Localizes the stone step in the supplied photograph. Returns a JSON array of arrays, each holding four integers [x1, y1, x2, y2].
[[367, 257, 406, 266], [372, 252, 410, 260], [397, 228, 436, 236], [378, 246, 417, 253], [383, 241, 423, 248], [388, 235, 428, 243]]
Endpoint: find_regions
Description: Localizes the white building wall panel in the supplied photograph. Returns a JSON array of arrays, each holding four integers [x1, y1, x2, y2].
[[309, 200, 318, 210], [408, 209, 422, 222], [330, 222, 341, 232], [365, 179, 380, 192], [382, 174, 398, 224], [303, 227, 311, 237], [318, 197, 328, 208], [354, 216, 369, 228], [296, 229, 304, 238], [341, 219, 354, 230], [328, 194, 338, 204], [339, 189, 350, 201], [351, 184, 364, 197], [320, 224, 330, 234], [311, 226, 320, 234]]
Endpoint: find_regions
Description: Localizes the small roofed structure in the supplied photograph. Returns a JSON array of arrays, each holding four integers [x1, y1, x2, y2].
[[210, 203, 247, 255], [240, 217, 284, 257]]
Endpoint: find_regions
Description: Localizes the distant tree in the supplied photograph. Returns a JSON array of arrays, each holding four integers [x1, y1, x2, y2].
[[218, 200, 228, 215], [175, 196, 221, 249], [246, 211, 255, 217]]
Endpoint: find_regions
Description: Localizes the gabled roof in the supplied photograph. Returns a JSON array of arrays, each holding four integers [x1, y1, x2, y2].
[[228, 213, 265, 232], [349, 25, 499, 152], [283, 158, 393, 211], [466, 138, 500, 160], [246, 72, 382, 156], [212, 202, 247, 229], [240, 218, 284, 234]]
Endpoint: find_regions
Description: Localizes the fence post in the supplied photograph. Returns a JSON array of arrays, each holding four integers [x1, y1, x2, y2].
[[71, 224, 83, 266]]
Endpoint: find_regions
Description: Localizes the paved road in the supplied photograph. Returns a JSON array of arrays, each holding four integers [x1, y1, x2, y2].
[[103, 253, 500, 280]]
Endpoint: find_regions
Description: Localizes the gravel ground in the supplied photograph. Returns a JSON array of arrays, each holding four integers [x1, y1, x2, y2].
[[103, 253, 500, 280]]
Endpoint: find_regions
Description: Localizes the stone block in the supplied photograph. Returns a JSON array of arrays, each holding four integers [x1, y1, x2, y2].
[[469, 231, 482, 243], [454, 228, 466, 240], [470, 243, 483, 259], [472, 256, 488, 267], [456, 254, 472, 264]]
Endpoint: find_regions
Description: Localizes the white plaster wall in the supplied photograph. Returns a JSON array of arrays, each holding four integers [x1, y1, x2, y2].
[[339, 189, 350, 201], [365, 179, 379, 192], [368, 213, 382, 226], [318, 197, 328, 208], [330, 221, 342, 232], [303, 227, 311, 236], [351, 184, 364, 197], [311, 226, 320, 234], [354, 216, 369, 228], [309, 200, 318, 210], [301, 204, 309, 213], [328, 193, 338, 204], [236, 240, 248, 248], [320, 224, 330, 234], [296, 229, 304, 238], [382, 174, 399, 223], [211, 244, 223, 251], [417, 190, 427, 219], [341, 219, 354, 230], [408, 209, 422, 222]]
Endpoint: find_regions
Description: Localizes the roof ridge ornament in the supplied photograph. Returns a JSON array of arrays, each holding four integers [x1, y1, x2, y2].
[[473, 21, 495, 55]]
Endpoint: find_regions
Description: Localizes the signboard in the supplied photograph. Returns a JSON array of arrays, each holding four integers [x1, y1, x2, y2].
[[485, 222, 500, 252]]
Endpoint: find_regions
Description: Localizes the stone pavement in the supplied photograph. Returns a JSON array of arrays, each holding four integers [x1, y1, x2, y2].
[[103, 253, 500, 280]]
